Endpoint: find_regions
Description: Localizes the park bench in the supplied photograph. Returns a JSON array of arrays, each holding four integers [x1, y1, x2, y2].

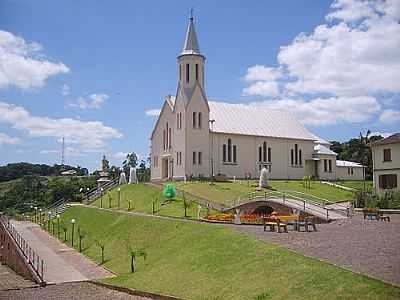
[[262, 217, 288, 233], [296, 216, 317, 232], [277, 215, 299, 231], [363, 208, 379, 220]]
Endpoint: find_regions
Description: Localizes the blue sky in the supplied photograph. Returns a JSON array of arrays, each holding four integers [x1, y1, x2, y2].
[[0, 0, 399, 171]]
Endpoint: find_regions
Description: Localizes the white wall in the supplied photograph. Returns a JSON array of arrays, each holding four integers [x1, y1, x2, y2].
[[336, 166, 364, 180]]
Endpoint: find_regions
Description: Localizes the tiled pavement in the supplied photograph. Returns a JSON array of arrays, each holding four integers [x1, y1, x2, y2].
[[0, 264, 36, 291]]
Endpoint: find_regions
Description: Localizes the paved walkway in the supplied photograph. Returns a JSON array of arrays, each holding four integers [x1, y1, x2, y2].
[[0, 282, 152, 299], [232, 213, 400, 286], [10, 221, 114, 284]]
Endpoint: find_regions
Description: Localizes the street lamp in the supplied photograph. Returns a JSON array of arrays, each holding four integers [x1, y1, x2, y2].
[[100, 188, 104, 208], [39, 208, 42, 224], [34, 207, 38, 223], [118, 187, 121, 209], [48, 211, 52, 231], [57, 214, 60, 239], [71, 219, 76, 247]]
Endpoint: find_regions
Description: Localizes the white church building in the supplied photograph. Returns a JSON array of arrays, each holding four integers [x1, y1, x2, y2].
[[150, 17, 364, 182]]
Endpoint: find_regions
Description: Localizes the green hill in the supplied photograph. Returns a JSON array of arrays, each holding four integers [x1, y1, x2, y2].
[[55, 206, 400, 300]]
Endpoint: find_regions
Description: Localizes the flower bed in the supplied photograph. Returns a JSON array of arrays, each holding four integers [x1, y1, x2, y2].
[[206, 213, 234, 222]]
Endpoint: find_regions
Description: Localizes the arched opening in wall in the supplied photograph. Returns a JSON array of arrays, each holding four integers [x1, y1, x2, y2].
[[252, 205, 274, 216]]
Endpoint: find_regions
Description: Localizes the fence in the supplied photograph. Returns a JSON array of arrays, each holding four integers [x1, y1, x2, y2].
[[0, 214, 45, 284]]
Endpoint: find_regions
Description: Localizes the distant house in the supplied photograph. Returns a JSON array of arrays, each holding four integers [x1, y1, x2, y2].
[[150, 16, 364, 182], [60, 169, 77, 176], [371, 133, 400, 195]]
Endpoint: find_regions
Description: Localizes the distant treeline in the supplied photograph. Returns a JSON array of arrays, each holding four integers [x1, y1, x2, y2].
[[0, 163, 88, 183]]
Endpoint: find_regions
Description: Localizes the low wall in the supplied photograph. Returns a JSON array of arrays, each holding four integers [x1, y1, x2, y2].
[[0, 217, 44, 284]]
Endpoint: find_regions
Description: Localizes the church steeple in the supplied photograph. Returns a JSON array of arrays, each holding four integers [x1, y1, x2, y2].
[[177, 14, 205, 89], [181, 15, 201, 56]]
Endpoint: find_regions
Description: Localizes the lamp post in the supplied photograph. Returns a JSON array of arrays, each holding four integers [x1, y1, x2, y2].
[[209, 119, 216, 181], [39, 208, 42, 224], [34, 207, 38, 223], [30, 205, 33, 222], [57, 214, 60, 239], [118, 187, 121, 209], [100, 188, 104, 208], [86, 187, 90, 202], [48, 211, 52, 231], [71, 219, 76, 247]]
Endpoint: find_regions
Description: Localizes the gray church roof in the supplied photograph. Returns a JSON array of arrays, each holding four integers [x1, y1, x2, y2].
[[314, 144, 337, 156], [181, 17, 201, 56], [209, 101, 320, 141]]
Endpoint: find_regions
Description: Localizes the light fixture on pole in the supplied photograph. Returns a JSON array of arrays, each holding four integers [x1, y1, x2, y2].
[[57, 214, 61, 238], [118, 187, 121, 209], [71, 219, 76, 247]]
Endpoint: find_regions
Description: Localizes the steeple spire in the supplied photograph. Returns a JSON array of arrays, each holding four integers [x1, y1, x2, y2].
[[181, 12, 201, 56]]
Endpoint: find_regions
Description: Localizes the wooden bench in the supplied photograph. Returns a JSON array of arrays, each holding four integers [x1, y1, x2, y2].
[[262, 217, 288, 233], [379, 215, 391, 222], [296, 217, 317, 232], [277, 215, 299, 231]]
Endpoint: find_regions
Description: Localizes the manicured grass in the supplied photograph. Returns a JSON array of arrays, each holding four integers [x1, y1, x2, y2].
[[334, 180, 373, 191], [55, 206, 400, 300], [176, 180, 354, 207], [91, 184, 212, 219]]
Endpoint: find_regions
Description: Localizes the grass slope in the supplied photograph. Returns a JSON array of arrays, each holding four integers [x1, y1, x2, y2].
[[92, 184, 211, 219], [334, 180, 373, 191], [176, 180, 354, 206], [56, 206, 400, 300]]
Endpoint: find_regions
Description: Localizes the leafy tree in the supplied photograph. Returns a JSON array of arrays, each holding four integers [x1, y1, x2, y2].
[[77, 226, 87, 252], [126, 242, 147, 273], [95, 239, 106, 264], [163, 184, 176, 201], [182, 192, 192, 217], [137, 159, 150, 182]]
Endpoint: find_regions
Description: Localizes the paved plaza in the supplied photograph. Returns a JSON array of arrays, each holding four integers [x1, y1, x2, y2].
[[233, 213, 400, 286]]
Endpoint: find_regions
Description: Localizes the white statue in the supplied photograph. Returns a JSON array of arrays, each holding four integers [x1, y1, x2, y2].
[[129, 167, 138, 184], [259, 167, 269, 188], [119, 171, 127, 185]]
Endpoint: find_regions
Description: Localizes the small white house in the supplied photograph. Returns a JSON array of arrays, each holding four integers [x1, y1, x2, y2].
[[371, 133, 400, 195], [150, 16, 364, 182]]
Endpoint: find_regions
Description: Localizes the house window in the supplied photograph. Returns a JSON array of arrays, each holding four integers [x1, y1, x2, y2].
[[233, 145, 237, 163], [198, 112, 202, 129], [383, 149, 391, 162], [223, 144, 227, 162], [324, 159, 328, 172], [195, 64, 199, 80], [192, 151, 196, 165], [291, 149, 294, 165], [192, 112, 196, 129], [328, 159, 332, 172], [379, 174, 397, 189], [228, 139, 232, 162], [263, 142, 267, 162], [198, 152, 202, 165], [299, 149, 302, 166], [258, 147, 262, 162], [268, 147, 271, 163], [186, 63, 190, 83], [294, 144, 298, 165], [169, 128, 172, 149]]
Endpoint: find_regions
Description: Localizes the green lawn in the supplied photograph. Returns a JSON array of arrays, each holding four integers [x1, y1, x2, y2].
[[176, 180, 354, 207], [54, 206, 400, 300], [334, 180, 373, 191], [91, 184, 212, 219]]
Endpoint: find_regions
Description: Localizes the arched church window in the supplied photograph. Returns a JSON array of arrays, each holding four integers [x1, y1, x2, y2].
[[198, 112, 202, 129], [223, 144, 227, 162], [186, 64, 190, 83], [228, 139, 232, 162], [192, 112, 196, 128], [263, 142, 267, 162], [195, 64, 199, 80]]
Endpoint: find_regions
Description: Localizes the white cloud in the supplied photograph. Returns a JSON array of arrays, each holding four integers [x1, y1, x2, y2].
[[145, 109, 161, 117], [0, 30, 69, 89], [68, 94, 108, 109], [0, 132, 20, 145], [40, 146, 84, 157], [113, 152, 128, 159], [0, 101, 122, 150], [249, 96, 380, 126], [61, 84, 70, 96], [379, 109, 400, 124], [242, 0, 400, 126], [370, 131, 393, 138]]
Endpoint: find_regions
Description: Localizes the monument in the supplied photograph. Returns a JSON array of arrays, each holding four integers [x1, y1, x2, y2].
[[259, 167, 269, 189], [119, 171, 127, 185], [97, 155, 111, 185], [129, 167, 138, 184]]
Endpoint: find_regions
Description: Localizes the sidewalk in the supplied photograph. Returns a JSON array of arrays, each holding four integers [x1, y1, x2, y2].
[[10, 221, 114, 284]]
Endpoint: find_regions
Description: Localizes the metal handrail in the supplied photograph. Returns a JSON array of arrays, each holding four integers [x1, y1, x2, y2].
[[0, 215, 45, 283]]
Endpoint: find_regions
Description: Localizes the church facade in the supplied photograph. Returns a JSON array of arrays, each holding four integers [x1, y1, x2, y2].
[[150, 17, 364, 182]]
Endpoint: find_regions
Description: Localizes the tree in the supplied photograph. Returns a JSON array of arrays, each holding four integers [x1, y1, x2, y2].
[[77, 226, 87, 252], [182, 192, 192, 217], [60, 222, 68, 242], [95, 239, 106, 264], [122, 153, 138, 182], [137, 159, 150, 182], [163, 184, 176, 201], [126, 242, 147, 273]]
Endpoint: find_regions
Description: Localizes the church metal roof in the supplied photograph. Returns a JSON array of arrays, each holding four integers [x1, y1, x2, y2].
[[314, 144, 337, 156], [209, 101, 320, 141], [336, 160, 363, 168], [181, 17, 201, 56]]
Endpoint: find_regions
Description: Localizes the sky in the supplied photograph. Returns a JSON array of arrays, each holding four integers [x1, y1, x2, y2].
[[0, 0, 399, 171]]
